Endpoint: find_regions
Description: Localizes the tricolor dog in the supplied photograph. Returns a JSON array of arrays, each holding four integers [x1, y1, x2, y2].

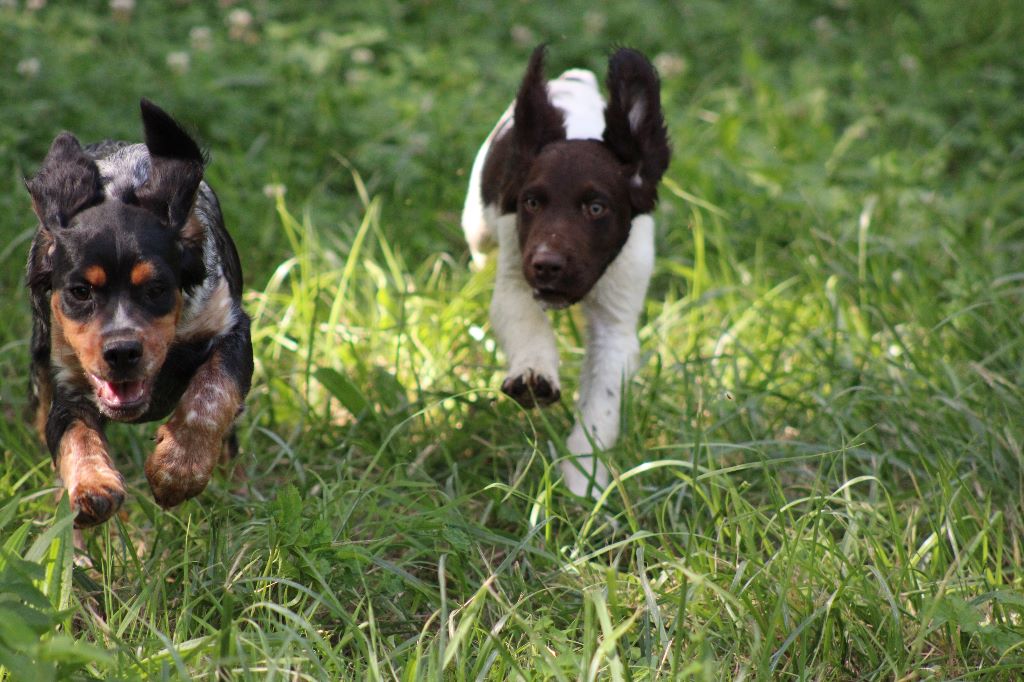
[[25, 100, 253, 526], [462, 47, 670, 495]]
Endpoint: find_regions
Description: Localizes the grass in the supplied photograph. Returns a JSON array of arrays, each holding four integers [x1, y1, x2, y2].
[[2, 0, 1024, 679]]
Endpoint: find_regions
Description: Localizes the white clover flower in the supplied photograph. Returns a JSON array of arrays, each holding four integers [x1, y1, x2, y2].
[[227, 8, 255, 42], [166, 51, 190, 75], [190, 26, 212, 51], [17, 57, 41, 79], [510, 25, 534, 48], [350, 47, 374, 65], [262, 183, 286, 199], [653, 53, 687, 78]]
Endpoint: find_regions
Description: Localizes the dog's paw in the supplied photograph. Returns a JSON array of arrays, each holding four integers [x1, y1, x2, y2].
[[145, 424, 218, 509], [69, 469, 126, 528], [502, 370, 561, 408]]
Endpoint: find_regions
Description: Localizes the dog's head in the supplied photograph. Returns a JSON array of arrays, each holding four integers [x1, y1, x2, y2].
[[26, 100, 207, 420], [498, 46, 670, 308]]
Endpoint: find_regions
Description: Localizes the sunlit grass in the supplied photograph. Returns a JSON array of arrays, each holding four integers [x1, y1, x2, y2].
[[2, 0, 1024, 679]]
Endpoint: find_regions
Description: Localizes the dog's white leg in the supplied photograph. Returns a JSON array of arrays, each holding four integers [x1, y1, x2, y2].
[[563, 215, 655, 496], [489, 209, 562, 407]]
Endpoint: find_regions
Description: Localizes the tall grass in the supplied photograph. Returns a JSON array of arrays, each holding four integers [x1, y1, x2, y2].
[[2, 0, 1023, 679]]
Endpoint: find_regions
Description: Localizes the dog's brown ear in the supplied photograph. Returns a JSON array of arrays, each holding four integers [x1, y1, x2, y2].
[[135, 99, 206, 232], [513, 45, 567, 156], [603, 48, 671, 215], [26, 133, 103, 231], [501, 45, 567, 211]]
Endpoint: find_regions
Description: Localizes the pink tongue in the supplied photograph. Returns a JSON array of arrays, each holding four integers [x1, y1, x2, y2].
[[98, 379, 144, 405]]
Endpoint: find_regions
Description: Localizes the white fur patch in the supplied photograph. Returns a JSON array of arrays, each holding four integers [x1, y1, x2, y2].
[[549, 69, 606, 140]]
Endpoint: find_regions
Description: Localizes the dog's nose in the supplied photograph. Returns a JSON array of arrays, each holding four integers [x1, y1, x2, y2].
[[530, 251, 566, 283], [103, 340, 143, 372]]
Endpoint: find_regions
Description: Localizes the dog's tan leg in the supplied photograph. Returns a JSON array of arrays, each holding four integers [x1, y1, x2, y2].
[[145, 353, 242, 508], [57, 420, 125, 527]]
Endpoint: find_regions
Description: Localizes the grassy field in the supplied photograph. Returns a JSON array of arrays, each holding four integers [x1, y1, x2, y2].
[[2, 0, 1024, 679]]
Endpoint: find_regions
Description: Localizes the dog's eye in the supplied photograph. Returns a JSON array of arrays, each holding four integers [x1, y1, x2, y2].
[[585, 201, 608, 218], [522, 196, 541, 213], [68, 285, 92, 302], [146, 284, 167, 301]]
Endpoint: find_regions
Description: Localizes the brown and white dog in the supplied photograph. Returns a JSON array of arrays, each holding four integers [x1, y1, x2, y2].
[[462, 46, 670, 496]]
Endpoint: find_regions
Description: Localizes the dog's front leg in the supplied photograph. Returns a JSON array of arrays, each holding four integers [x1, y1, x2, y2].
[[46, 396, 125, 527], [563, 216, 655, 496], [145, 319, 251, 508], [491, 212, 561, 407]]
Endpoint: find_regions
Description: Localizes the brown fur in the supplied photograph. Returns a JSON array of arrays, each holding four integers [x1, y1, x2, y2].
[[137, 293, 182, 378], [32, 368, 52, 442], [57, 420, 125, 527], [130, 261, 156, 286], [84, 265, 107, 288], [145, 352, 242, 507], [51, 292, 103, 381]]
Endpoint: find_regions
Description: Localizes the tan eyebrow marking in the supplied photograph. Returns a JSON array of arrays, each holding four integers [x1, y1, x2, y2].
[[131, 261, 156, 286], [83, 265, 107, 288]]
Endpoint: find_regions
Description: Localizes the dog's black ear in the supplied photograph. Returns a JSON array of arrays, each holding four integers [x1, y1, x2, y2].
[[603, 48, 671, 215], [500, 45, 567, 211], [135, 99, 206, 232], [512, 45, 567, 156], [25, 133, 103, 231]]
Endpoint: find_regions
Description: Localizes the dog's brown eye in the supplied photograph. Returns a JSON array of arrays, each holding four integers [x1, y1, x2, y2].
[[586, 201, 607, 218], [522, 196, 541, 213], [146, 284, 167, 300], [68, 285, 92, 301]]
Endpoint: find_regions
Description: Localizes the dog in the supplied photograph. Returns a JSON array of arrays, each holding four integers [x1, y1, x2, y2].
[[25, 99, 253, 527], [461, 46, 670, 496]]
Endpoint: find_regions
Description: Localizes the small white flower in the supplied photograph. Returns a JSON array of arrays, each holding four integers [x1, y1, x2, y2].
[[17, 57, 41, 79], [227, 8, 255, 41], [350, 47, 374, 65], [190, 26, 212, 52], [262, 183, 286, 199], [510, 25, 534, 48], [166, 51, 190, 75], [899, 54, 919, 74], [812, 15, 836, 41], [227, 7, 252, 28], [653, 53, 687, 78]]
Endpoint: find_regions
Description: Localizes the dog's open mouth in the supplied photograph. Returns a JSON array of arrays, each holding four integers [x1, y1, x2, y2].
[[532, 288, 574, 310], [88, 374, 151, 412]]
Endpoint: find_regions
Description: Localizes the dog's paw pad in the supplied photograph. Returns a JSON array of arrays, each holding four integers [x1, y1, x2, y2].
[[148, 476, 208, 509], [72, 484, 126, 528], [502, 371, 561, 408]]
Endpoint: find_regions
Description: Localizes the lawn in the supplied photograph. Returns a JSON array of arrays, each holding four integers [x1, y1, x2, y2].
[[2, 0, 1024, 679]]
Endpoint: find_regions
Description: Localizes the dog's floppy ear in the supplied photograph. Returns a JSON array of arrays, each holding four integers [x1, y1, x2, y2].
[[513, 45, 567, 156], [603, 48, 671, 215], [135, 98, 206, 232], [25, 133, 103, 231], [501, 45, 567, 211]]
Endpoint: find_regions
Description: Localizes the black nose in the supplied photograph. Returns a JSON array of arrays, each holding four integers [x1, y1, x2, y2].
[[530, 251, 566, 284], [103, 340, 142, 372]]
